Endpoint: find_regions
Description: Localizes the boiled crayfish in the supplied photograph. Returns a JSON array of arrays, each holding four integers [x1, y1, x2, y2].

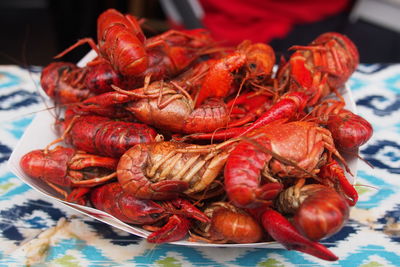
[[56, 111, 159, 158], [90, 182, 209, 243], [224, 120, 350, 208], [73, 78, 232, 134], [190, 202, 264, 244], [276, 32, 359, 106], [20, 146, 118, 201], [21, 10, 377, 262], [40, 62, 94, 104], [117, 139, 237, 200]]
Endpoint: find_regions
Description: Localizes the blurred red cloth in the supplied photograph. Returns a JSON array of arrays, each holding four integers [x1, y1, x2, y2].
[[198, 0, 351, 46]]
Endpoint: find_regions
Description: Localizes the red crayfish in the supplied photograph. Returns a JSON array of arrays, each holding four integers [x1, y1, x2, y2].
[[311, 98, 373, 152], [190, 202, 264, 244], [224, 120, 350, 209], [40, 62, 95, 104], [40, 59, 152, 104], [24, 16, 377, 262], [186, 33, 361, 141], [277, 32, 359, 106], [185, 91, 308, 141], [276, 181, 350, 241], [55, 9, 215, 78], [194, 40, 276, 107], [221, 120, 357, 260], [20, 146, 118, 201], [55, 110, 159, 158], [246, 182, 349, 261], [41, 9, 217, 104], [90, 182, 210, 243], [117, 139, 237, 200], [73, 78, 232, 134]]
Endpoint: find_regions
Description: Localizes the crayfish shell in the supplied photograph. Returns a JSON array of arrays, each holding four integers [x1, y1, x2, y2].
[[193, 202, 263, 244], [277, 184, 350, 241]]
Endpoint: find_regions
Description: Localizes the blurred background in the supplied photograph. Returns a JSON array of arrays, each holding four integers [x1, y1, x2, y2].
[[1, 0, 400, 66]]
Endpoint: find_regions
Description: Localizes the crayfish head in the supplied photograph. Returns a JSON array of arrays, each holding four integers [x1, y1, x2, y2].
[[239, 41, 276, 82], [20, 146, 75, 186]]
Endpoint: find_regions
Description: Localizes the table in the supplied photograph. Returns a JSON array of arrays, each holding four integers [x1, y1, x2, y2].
[[0, 64, 399, 266]]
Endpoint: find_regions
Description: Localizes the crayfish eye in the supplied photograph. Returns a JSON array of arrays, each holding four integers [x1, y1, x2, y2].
[[150, 213, 161, 219], [249, 63, 257, 69]]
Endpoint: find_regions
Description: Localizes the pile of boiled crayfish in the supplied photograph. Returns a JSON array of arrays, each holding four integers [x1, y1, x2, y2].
[[20, 9, 374, 261]]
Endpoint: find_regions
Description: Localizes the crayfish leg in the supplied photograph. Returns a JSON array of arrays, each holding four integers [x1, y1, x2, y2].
[[46, 181, 69, 199], [169, 198, 210, 223], [239, 92, 308, 137], [319, 160, 358, 206]]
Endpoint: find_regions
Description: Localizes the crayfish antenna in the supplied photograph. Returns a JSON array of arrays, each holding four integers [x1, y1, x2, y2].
[[54, 38, 100, 59], [344, 150, 375, 169]]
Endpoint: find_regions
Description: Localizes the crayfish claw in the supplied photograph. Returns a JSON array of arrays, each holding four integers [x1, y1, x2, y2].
[[147, 214, 191, 243], [170, 198, 210, 223], [256, 182, 284, 201], [147, 180, 189, 200], [261, 208, 338, 261]]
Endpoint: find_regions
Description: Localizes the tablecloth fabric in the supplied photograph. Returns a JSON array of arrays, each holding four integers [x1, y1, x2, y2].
[[0, 64, 399, 266]]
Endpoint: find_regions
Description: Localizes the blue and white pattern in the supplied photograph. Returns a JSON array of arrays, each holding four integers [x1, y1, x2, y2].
[[1, 65, 400, 266]]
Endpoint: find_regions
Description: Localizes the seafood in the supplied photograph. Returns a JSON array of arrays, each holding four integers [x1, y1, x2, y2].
[[57, 8, 147, 76], [40, 62, 94, 104], [225, 91, 273, 128], [311, 99, 373, 152], [56, 9, 215, 78], [40, 60, 144, 104], [84, 59, 145, 94], [237, 40, 276, 85], [277, 32, 359, 106], [224, 120, 347, 209], [256, 207, 338, 261], [191, 202, 263, 243], [26, 19, 375, 261], [19, 146, 118, 197], [90, 182, 209, 243], [74, 80, 231, 134], [57, 112, 159, 158], [142, 28, 215, 81], [183, 91, 308, 141], [318, 159, 358, 206], [195, 41, 275, 107], [117, 140, 237, 200], [195, 52, 246, 107], [276, 182, 350, 241]]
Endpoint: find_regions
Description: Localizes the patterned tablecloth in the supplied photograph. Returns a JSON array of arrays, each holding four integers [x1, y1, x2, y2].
[[0, 64, 399, 266]]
